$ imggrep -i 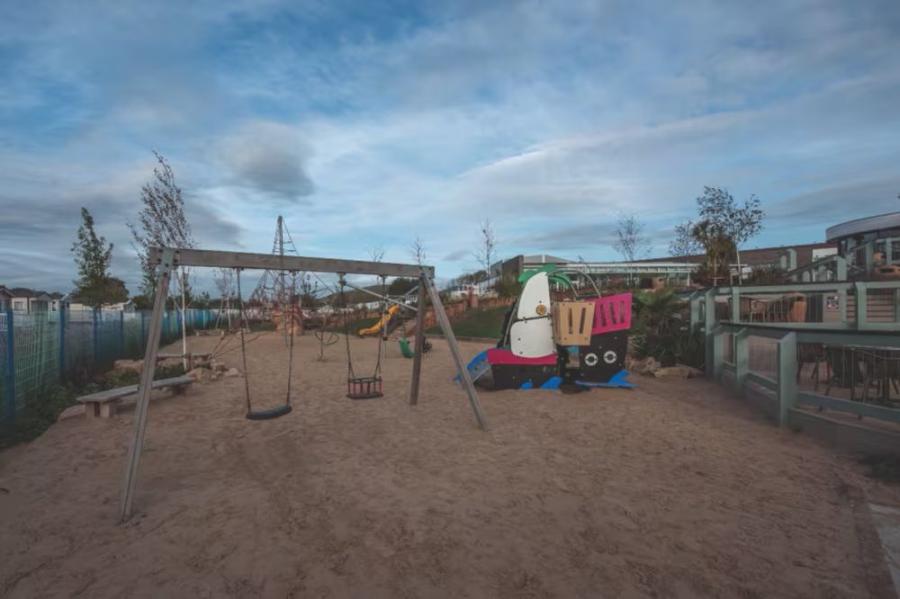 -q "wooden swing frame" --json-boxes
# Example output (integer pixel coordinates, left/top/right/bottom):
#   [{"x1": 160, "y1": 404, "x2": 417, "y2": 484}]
[{"x1": 119, "y1": 247, "x2": 488, "y2": 521}]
